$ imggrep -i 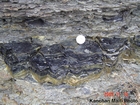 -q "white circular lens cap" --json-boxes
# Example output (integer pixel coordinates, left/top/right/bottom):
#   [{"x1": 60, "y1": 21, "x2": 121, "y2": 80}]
[{"x1": 76, "y1": 35, "x2": 86, "y2": 44}]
